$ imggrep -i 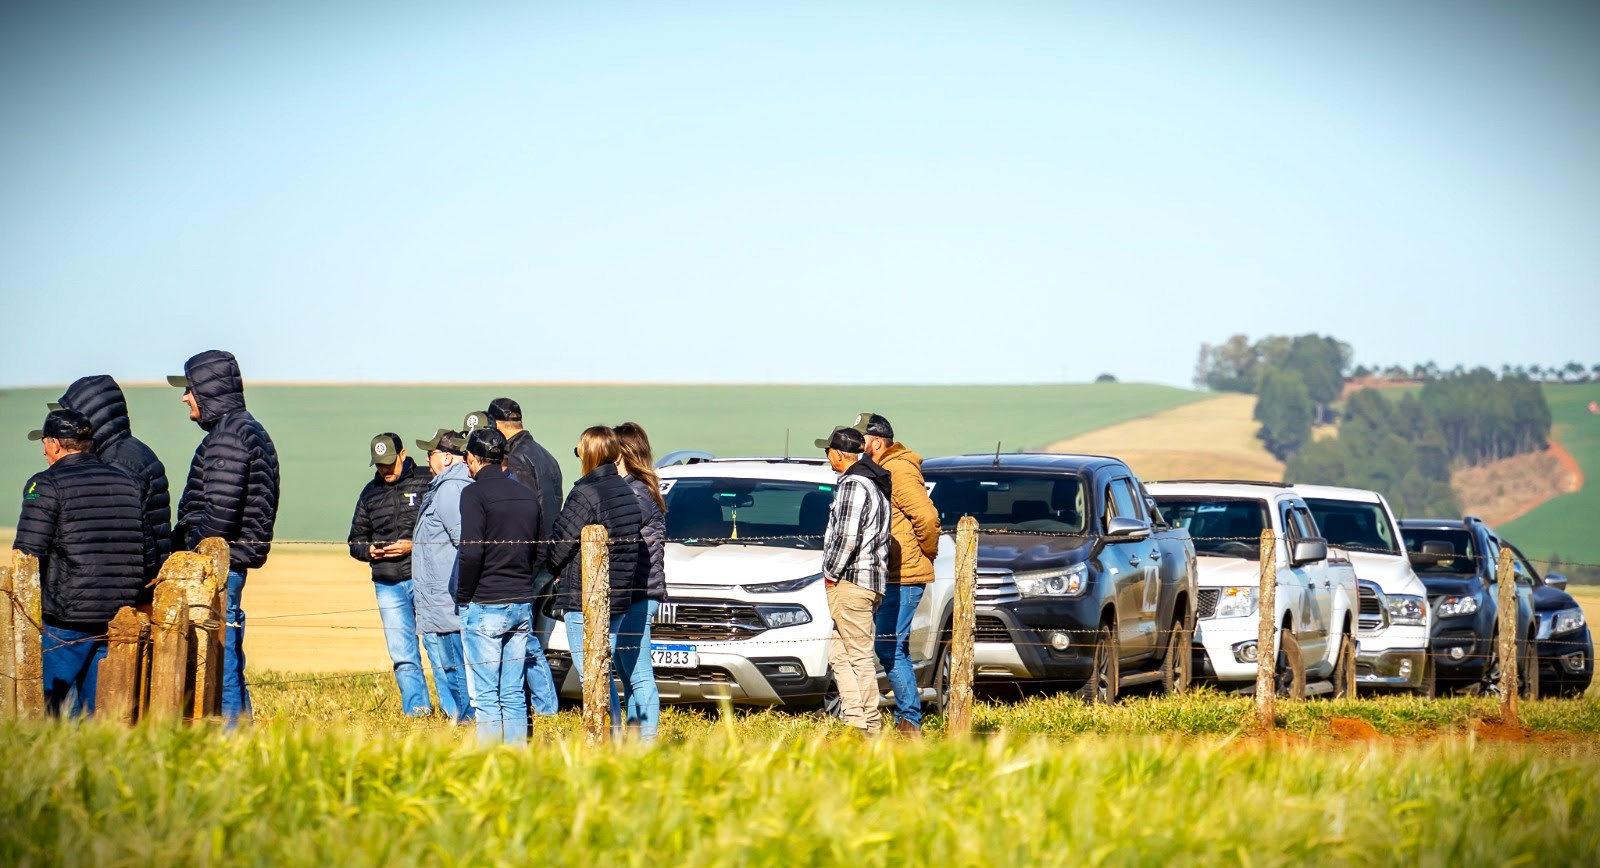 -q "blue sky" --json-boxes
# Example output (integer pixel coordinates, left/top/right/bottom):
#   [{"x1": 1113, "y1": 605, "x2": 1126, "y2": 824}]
[{"x1": 2, "y1": 0, "x2": 1596, "y2": 387}]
